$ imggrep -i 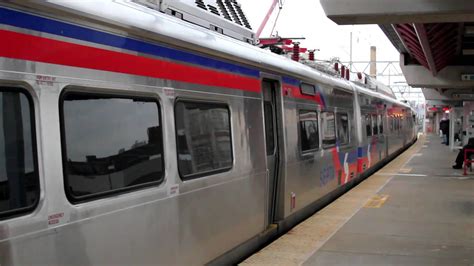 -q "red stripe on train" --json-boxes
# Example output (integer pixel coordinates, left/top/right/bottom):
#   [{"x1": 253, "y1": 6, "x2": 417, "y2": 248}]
[{"x1": 0, "y1": 29, "x2": 261, "y2": 92}]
